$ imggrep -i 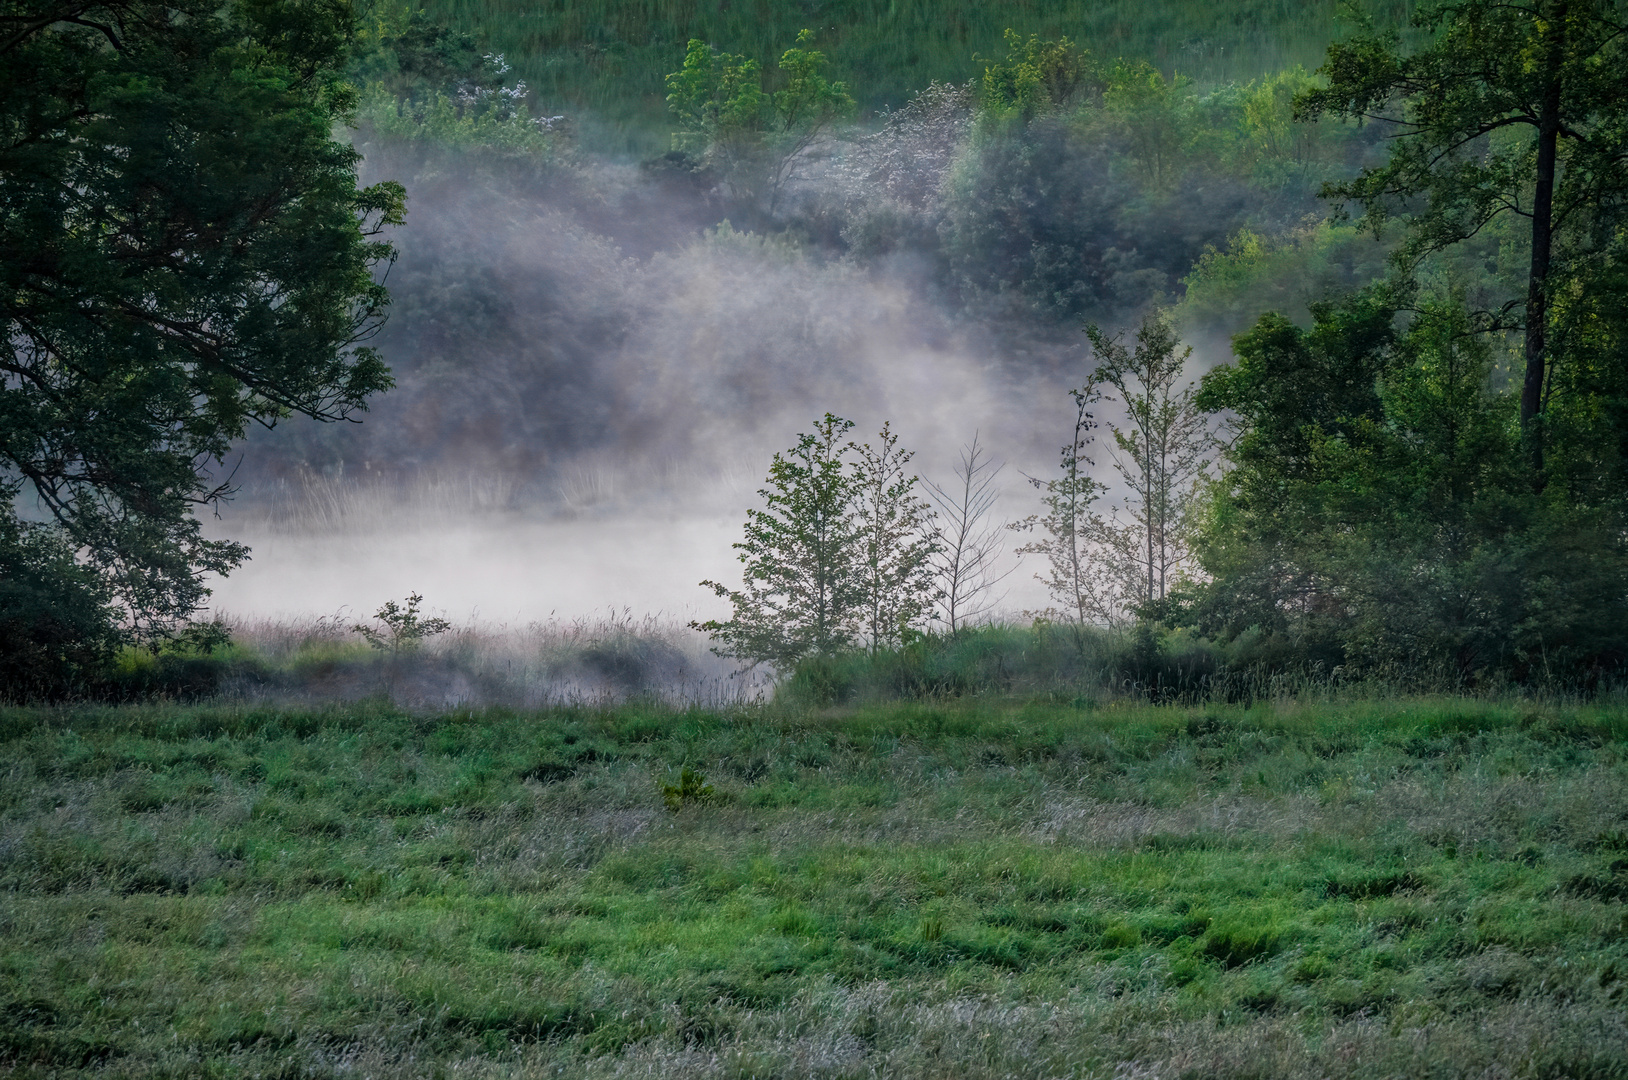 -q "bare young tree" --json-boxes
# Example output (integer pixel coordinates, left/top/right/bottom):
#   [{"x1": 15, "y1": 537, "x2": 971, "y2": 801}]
[
  {"x1": 1011, "y1": 383, "x2": 1120, "y2": 627},
  {"x1": 924, "y1": 433, "x2": 1012, "y2": 633},
  {"x1": 1085, "y1": 312, "x2": 1211, "y2": 616}
]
